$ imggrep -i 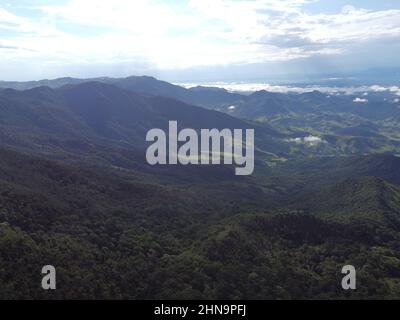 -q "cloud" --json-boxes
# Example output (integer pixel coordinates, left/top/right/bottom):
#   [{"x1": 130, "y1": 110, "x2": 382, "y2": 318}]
[
  {"x1": 0, "y1": 44, "x2": 19, "y2": 50},
  {"x1": 1, "y1": 0, "x2": 400, "y2": 79},
  {"x1": 353, "y1": 97, "x2": 368, "y2": 103},
  {"x1": 261, "y1": 34, "x2": 317, "y2": 49},
  {"x1": 0, "y1": 7, "x2": 22, "y2": 26},
  {"x1": 180, "y1": 83, "x2": 400, "y2": 96},
  {"x1": 287, "y1": 135, "x2": 326, "y2": 146},
  {"x1": 257, "y1": 5, "x2": 400, "y2": 61}
]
